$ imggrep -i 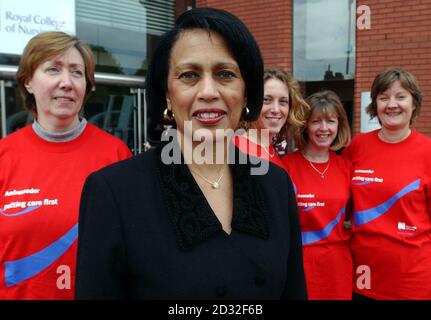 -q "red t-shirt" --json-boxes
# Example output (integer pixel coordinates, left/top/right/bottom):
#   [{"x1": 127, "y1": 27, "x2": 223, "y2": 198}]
[
  {"x1": 233, "y1": 135, "x2": 286, "y2": 170},
  {"x1": 282, "y1": 151, "x2": 352, "y2": 299},
  {"x1": 0, "y1": 124, "x2": 132, "y2": 299},
  {"x1": 343, "y1": 129, "x2": 431, "y2": 299}
]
